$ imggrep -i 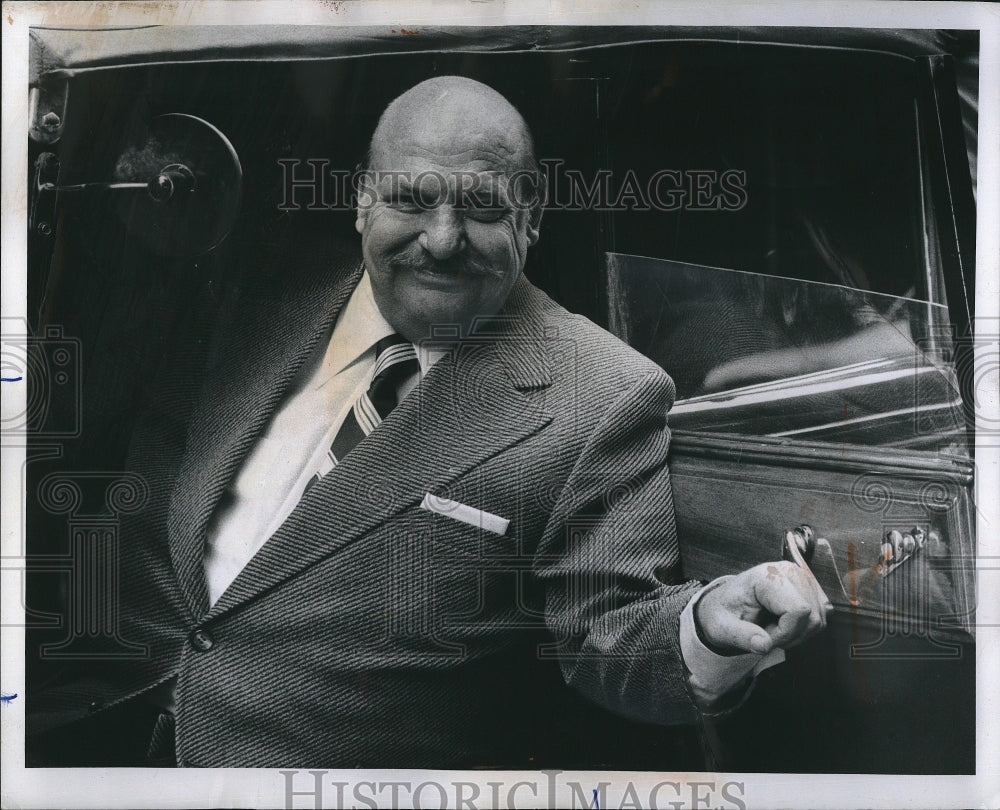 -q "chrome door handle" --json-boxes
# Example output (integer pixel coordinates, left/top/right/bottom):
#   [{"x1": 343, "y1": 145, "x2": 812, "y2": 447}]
[{"x1": 782, "y1": 524, "x2": 943, "y2": 608}]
